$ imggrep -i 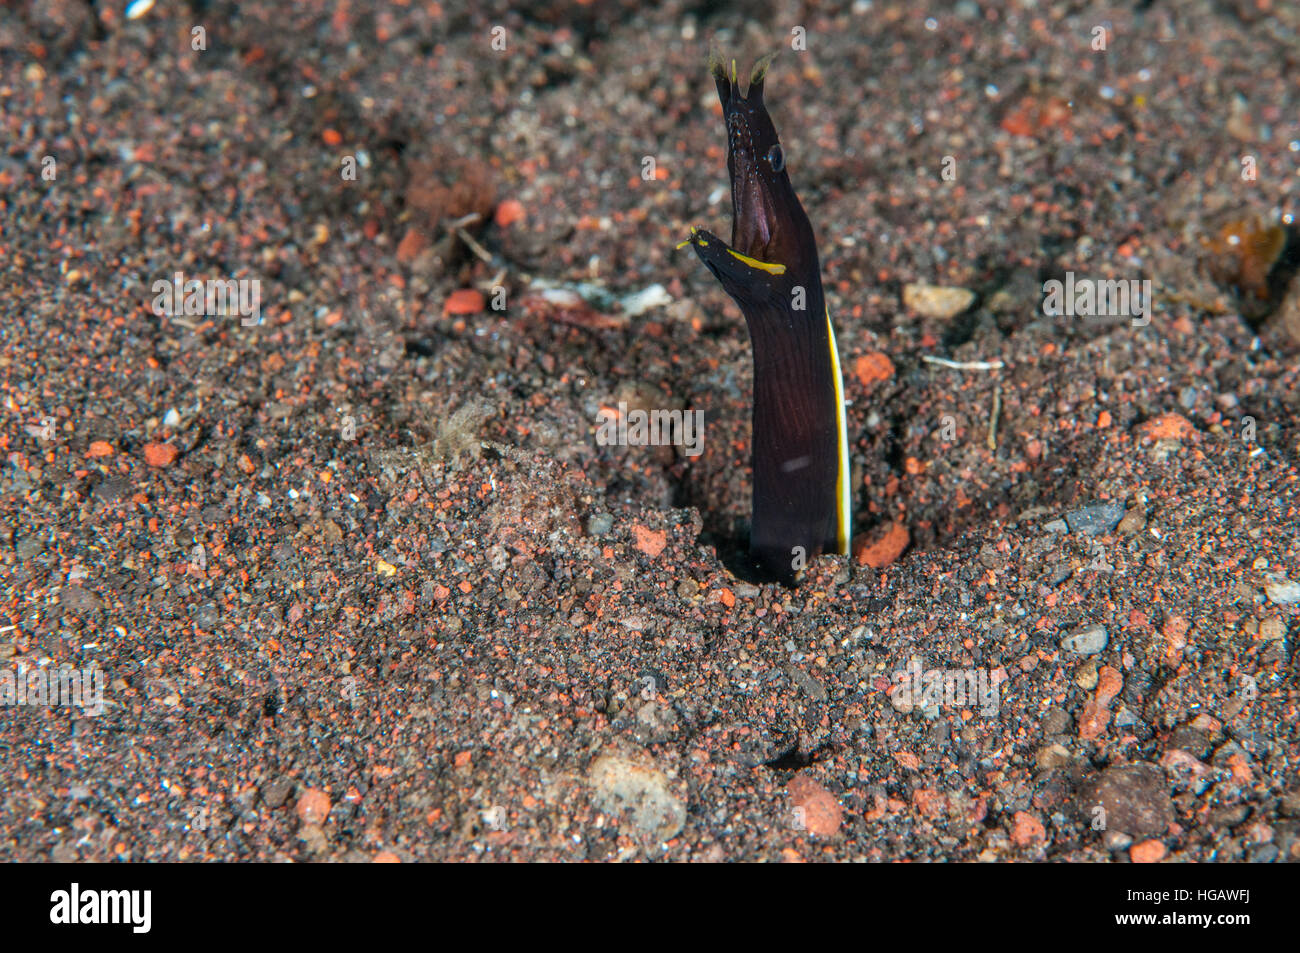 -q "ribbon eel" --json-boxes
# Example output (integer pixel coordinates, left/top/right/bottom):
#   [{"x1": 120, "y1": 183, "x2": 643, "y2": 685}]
[{"x1": 681, "y1": 51, "x2": 850, "y2": 581}]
